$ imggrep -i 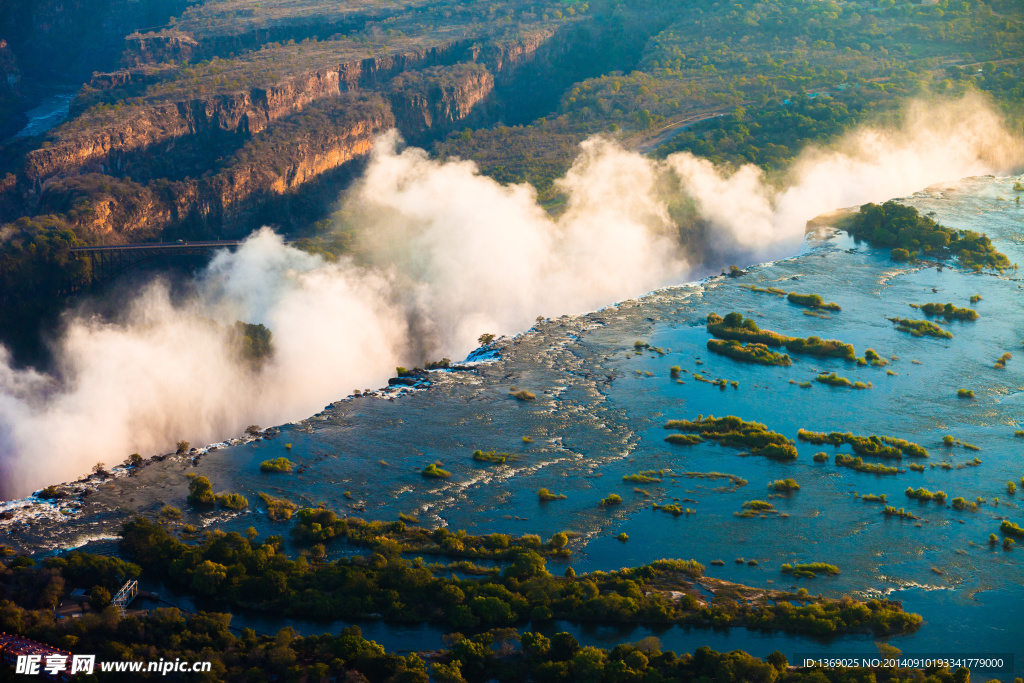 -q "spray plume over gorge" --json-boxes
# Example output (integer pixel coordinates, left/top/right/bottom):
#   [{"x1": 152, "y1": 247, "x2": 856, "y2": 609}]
[{"x1": 0, "y1": 95, "x2": 1021, "y2": 499}]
